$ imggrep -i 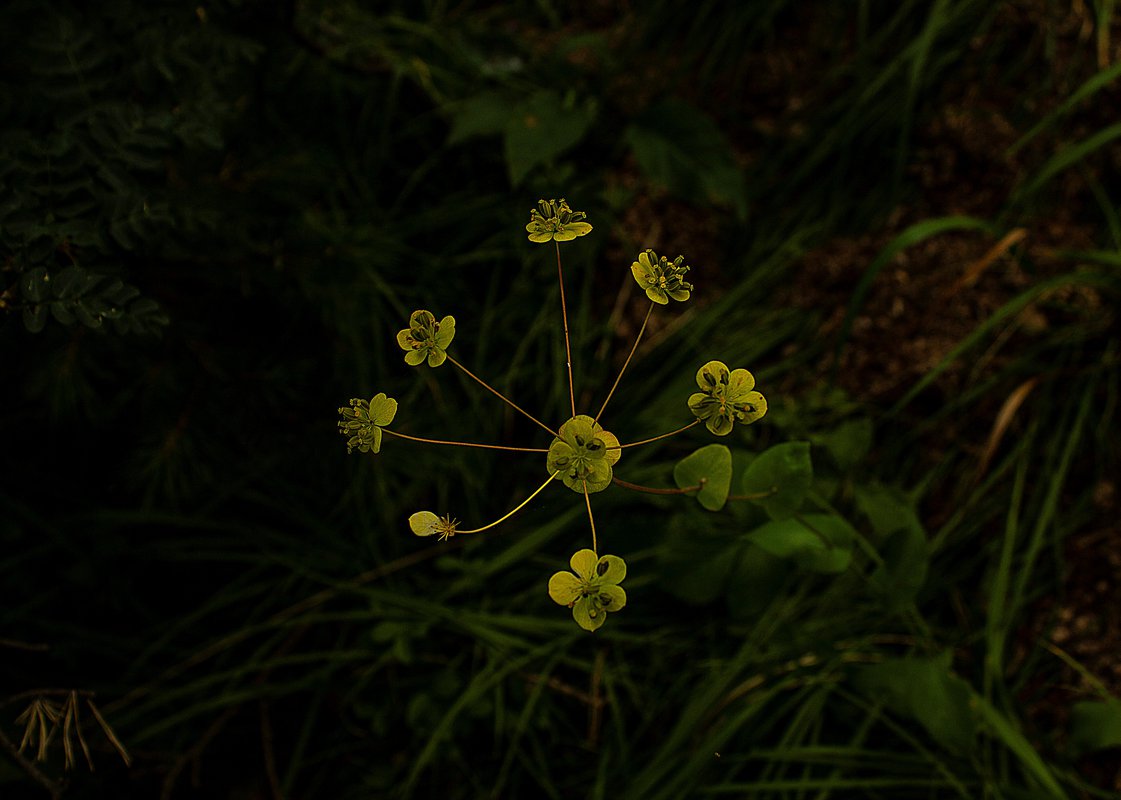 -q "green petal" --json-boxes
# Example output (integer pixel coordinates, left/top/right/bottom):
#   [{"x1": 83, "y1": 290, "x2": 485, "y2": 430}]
[
  {"x1": 528, "y1": 231, "x2": 553, "y2": 243},
  {"x1": 559, "y1": 415, "x2": 597, "y2": 447},
  {"x1": 707, "y1": 415, "x2": 734, "y2": 436},
  {"x1": 668, "y1": 287, "x2": 691, "y2": 302},
  {"x1": 370, "y1": 425, "x2": 384, "y2": 453},
  {"x1": 570, "y1": 549, "x2": 599, "y2": 581},
  {"x1": 630, "y1": 261, "x2": 653, "y2": 284},
  {"x1": 560, "y1": 472, "x2": 584, "y2": 493},
  {"x1": 553, "y1": 229, "x2": 577, "y2": 242},
  {"x1": 639, "y1": 250, "x2": 654, "y2": 270},
  {"x1": 688, "y1": 392, "x2": 716, "y2": 417},
  {"x1": 600, "y1": 430, "x2": 621, "y2": 466},
  {"x1": 427, "y1": 349, "x2": 447, "y2": 367},
  {"x1": 567, "y1": 222, "x2": 592, "y2": 237},
  {"x1": 548, "y1": 571, "x2": 584, "y2": 605},
  {"x1": 434, "y1": 316, "x2": 456, "y2": 349},
  {"x1": 396, "y1": 329, "x2": 414, "y2": 350},
  {"x1": 727, "y1": 368, "x2": 755, "y2": 396},
  {"x1": 583, "y1": 460, "x2": 613, "y2": 493},
  {"x1": 410, "y1": 309, "x2": 435, "y2": 328},
  {"x1": 696, "y1": 360, "x2": 730, "y2": 391},
  {"x1": 583, "y1": 436, "x2": 608, "y2": 461},
  {"x1": 596, "y1": 583, "x2": 626, "y2": 611},
  {"x1": 546, "y1": 440, "x2": 576, "y2": 473},
  {"x1": 735, "y1": 391, "x2": 767, "y2": 424},
  {"x1": 594, "y1": 554, "x2": 626, "y2": 585},
  {"x1": 408, "y1": 511, "x2": 441, "y2": 537},
  {"x1": 572, "y1": 596, "x2": 605, "y2": 632},
  {"x1": 404, "y1": 349, "x2": 427, "y2": 366},
  {"x1": 645, "y1": 287, "x2": 669, "y2": 305},
  {"x1": 369, "y1": 393, "x2": 398, "y2": 427}
]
